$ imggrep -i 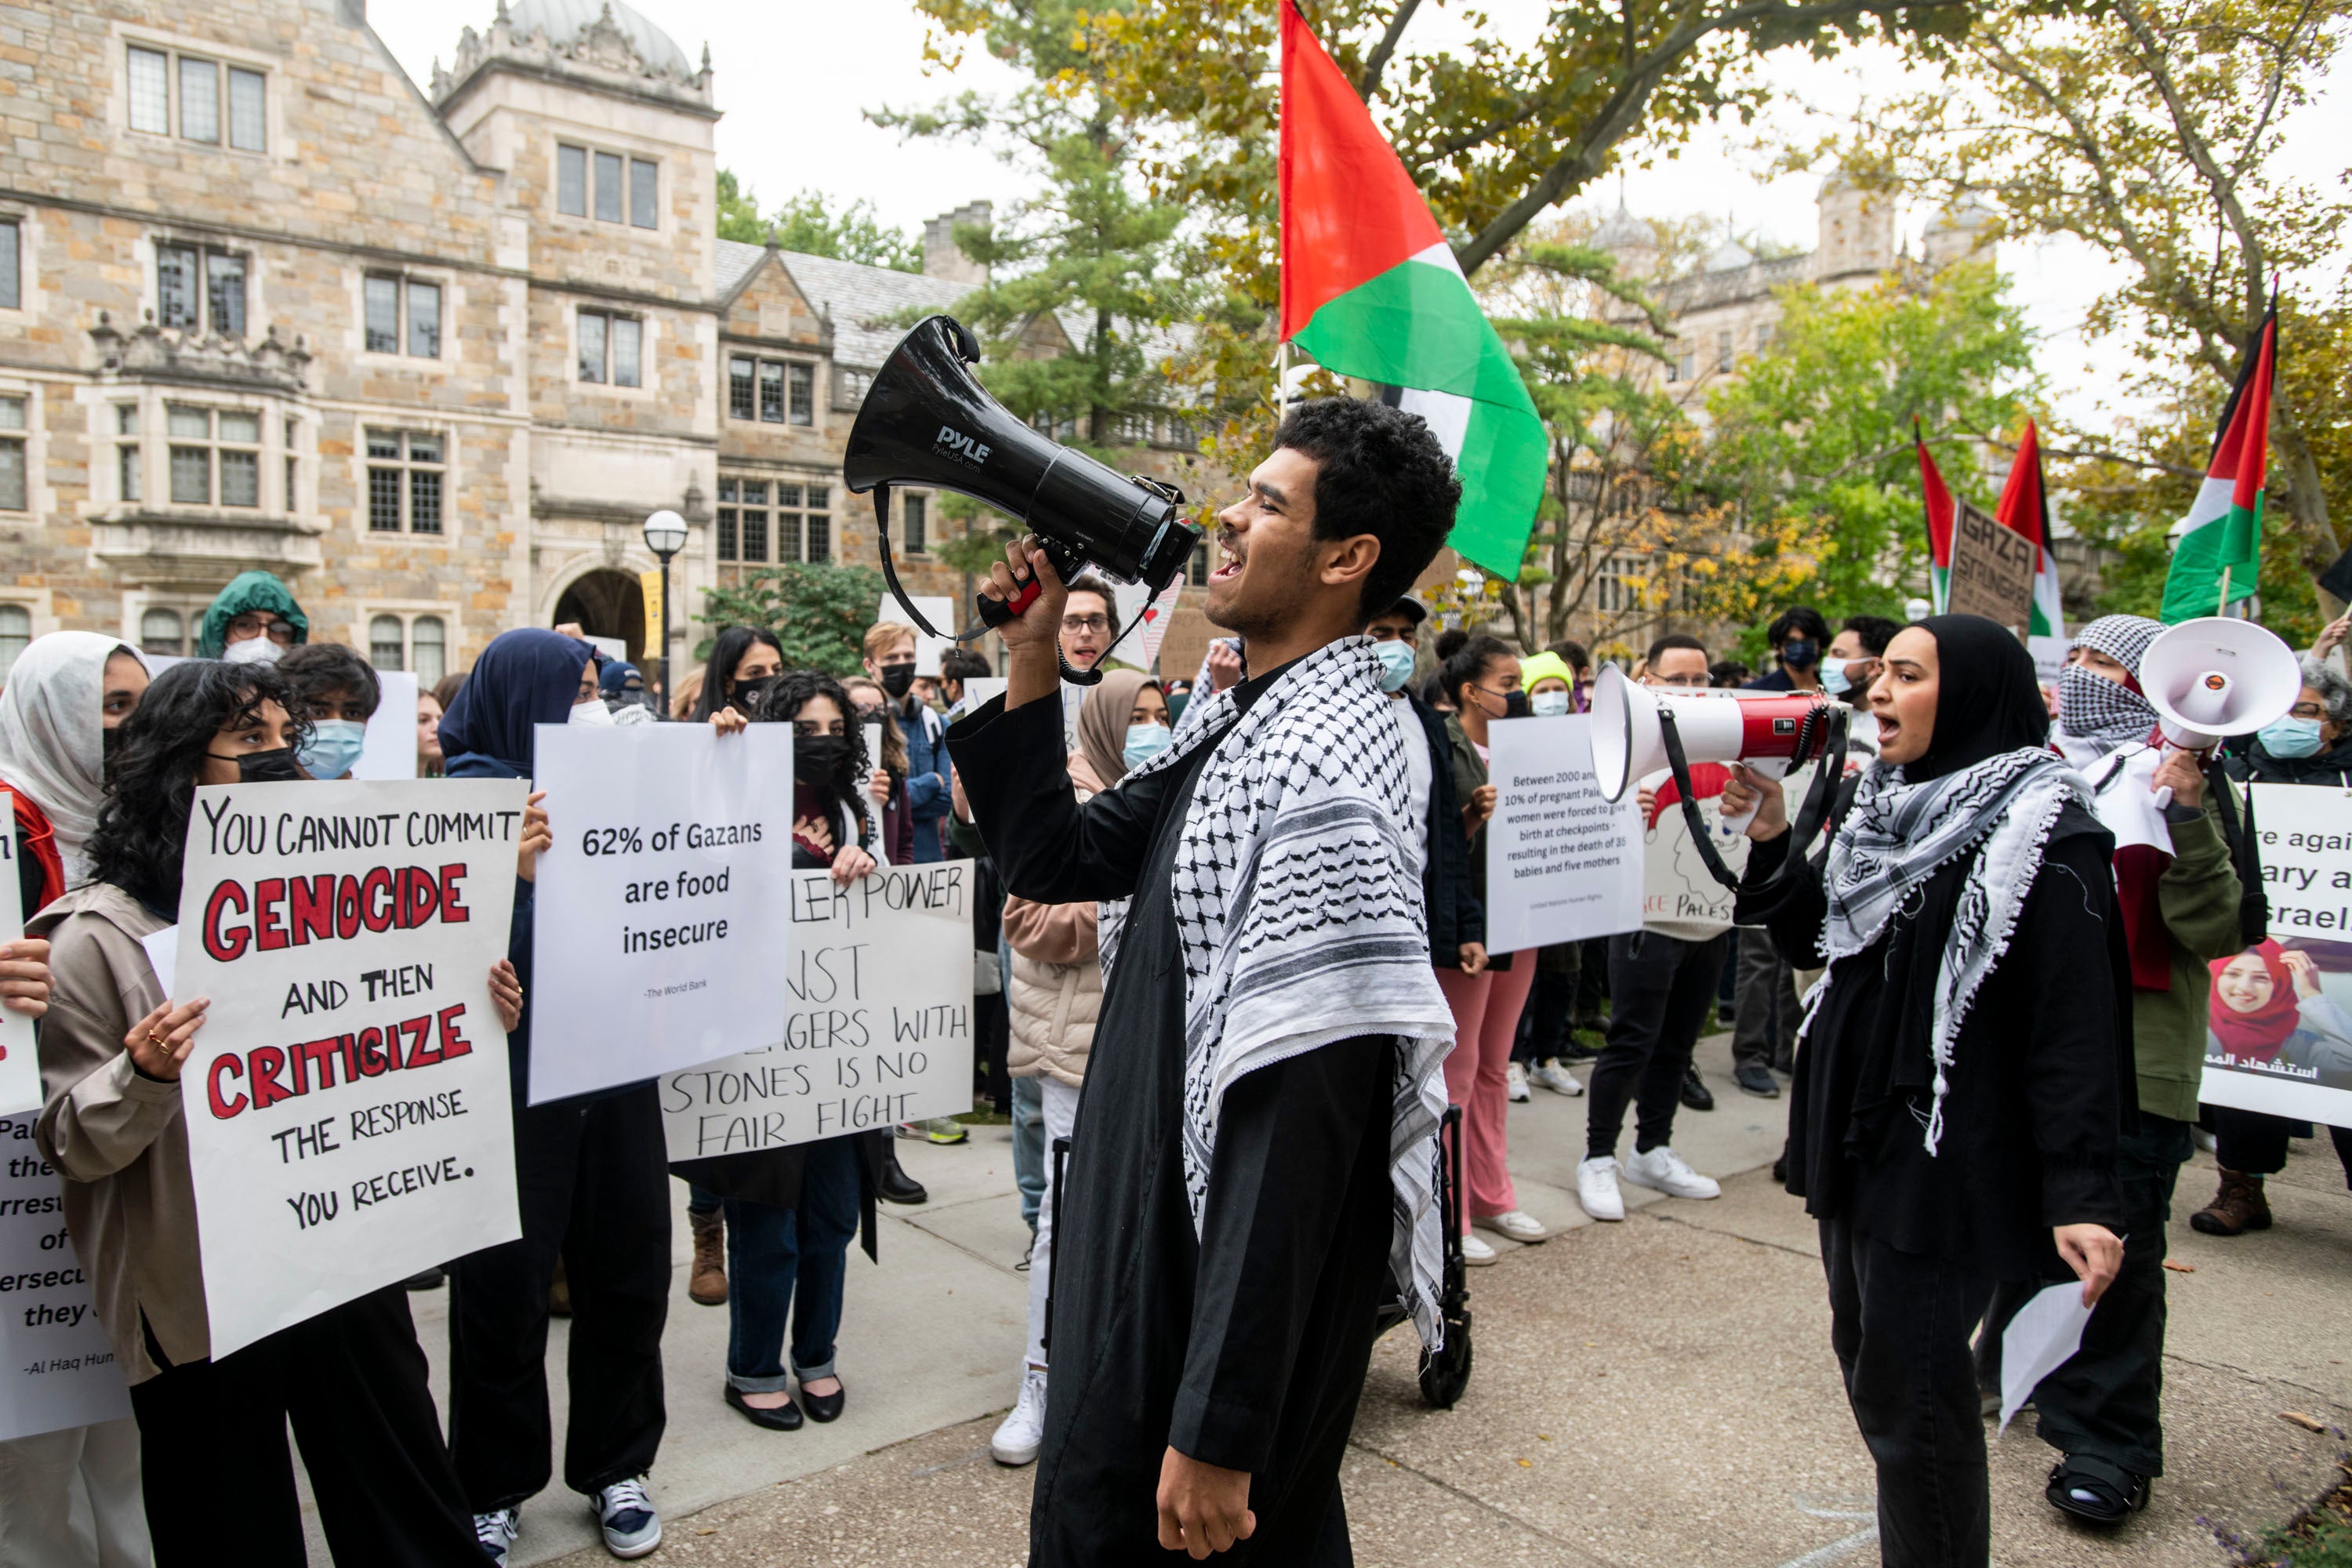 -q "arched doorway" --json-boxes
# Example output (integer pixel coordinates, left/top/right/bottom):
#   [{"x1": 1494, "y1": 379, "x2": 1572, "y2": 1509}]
[{"x1": 552, "y1": 568, "x2": 648, "y2": 663}]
